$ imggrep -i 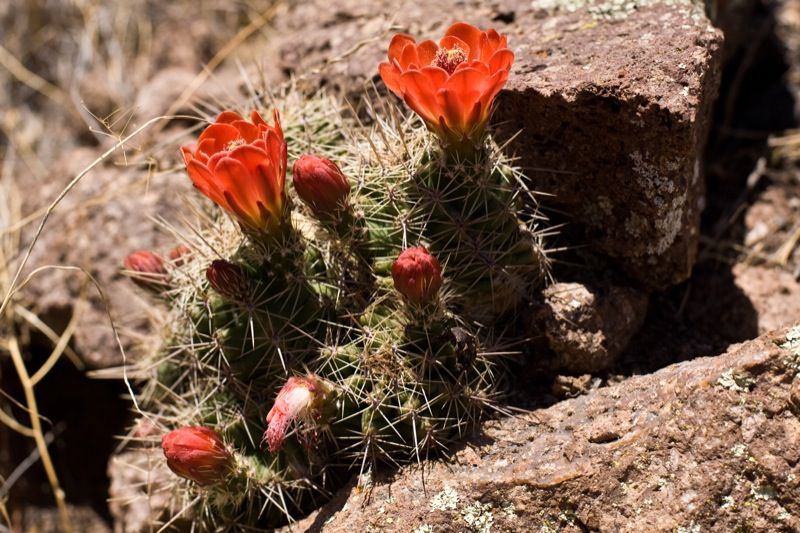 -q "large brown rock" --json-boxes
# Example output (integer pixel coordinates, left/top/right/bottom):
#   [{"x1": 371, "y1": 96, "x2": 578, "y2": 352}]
[
  {"x1": 289, "y1": 325, "x2": 800, "y2": 532},
  {"x1": 271, "y1": 0, "x2": 729, "y2": 288}
]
